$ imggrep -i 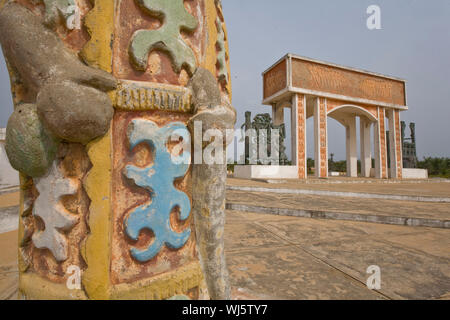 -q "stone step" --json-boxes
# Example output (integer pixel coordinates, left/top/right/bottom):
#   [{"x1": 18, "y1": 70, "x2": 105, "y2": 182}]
[
  {"x1": 226, "y1": 203, "x2": 450, "y2": 229},
  {"x1": 227, "y1": 185, "x2": 450, "y2": 203}
]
